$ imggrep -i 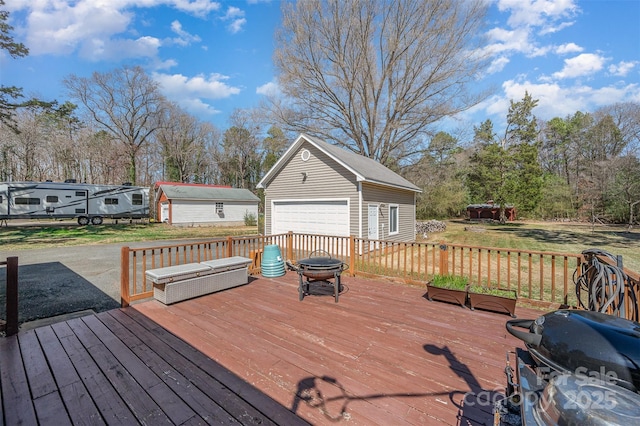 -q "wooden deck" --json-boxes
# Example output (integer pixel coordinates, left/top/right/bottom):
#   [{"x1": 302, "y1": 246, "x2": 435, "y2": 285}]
[{"x1": 1, "y1": 272, "x2": 547, "y2": 425}]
